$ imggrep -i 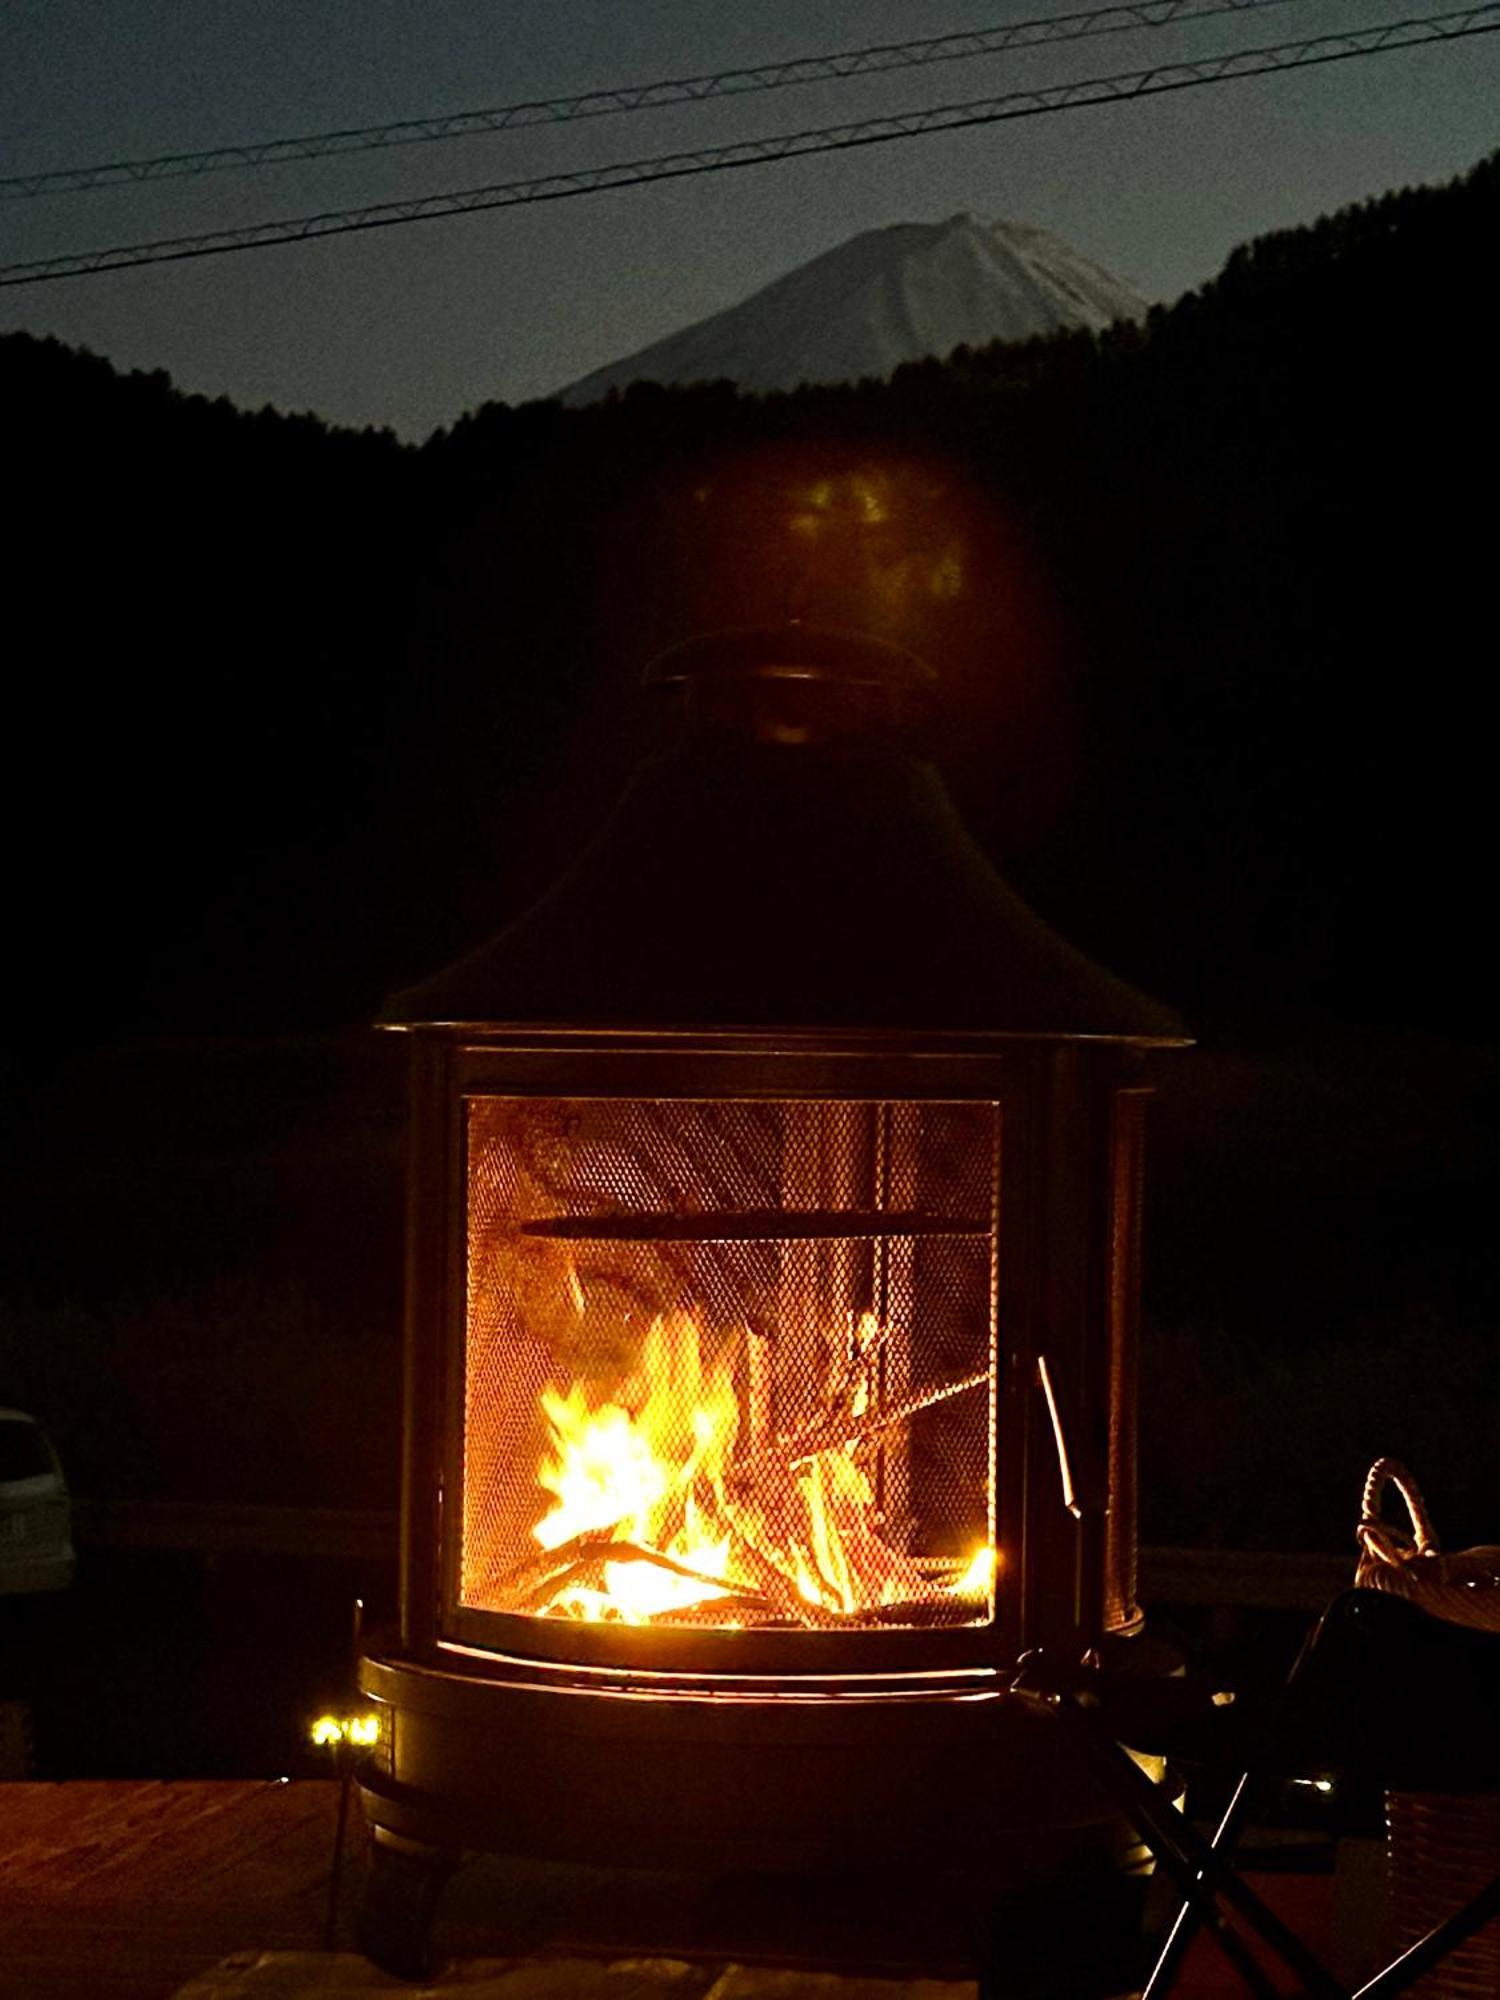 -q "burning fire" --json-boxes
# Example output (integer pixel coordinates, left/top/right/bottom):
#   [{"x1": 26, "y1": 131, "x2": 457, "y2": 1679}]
[
  {"x1": 532, "y1": 1313, "x2": 739, "y2": 1622},
  {"x1": 512, "y1": 1306, "x2": 993, "y2": 1628}
]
